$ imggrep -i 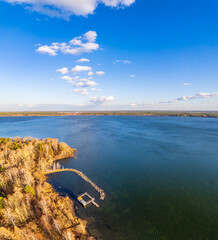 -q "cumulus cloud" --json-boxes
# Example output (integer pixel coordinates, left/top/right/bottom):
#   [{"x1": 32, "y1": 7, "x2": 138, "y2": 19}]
[
  {"x1": 73, "y1": 80, "x2": 98, "y2": 88},
  {"x1": 76, "y1": 58, "x2": 90, "y2": 63},
  {"x1": 91, "y1": 88, "x2": 101, "y2": 92},
  {"x1": 102, "y1": 0, "x2": 135, "y2": 7},
  {"x1": 3, "y1": 0, "x2": 135, "y2": 18},
  {"x1": 84, "y1": 31, "x2": 97, "y2": 42},
  {"x1": 61, "y1": 75, "x2": 79, "y2": 84},
  {"x1": 88, "y1": 71, "x2": 94, "y2": 76},
  {"x1": 61, "y1": 76, "x2": 73, "y2": 81},
  {"x1": 36, "y1": 45, "x2": 58, "y2": 56},
  {"x1": 79, "y1": 78, "x2": 89, "y2": 82},
  {"x1": 57, "y1": 67, "x2": 69, "y2": 74},
  {"x1": 71, "y1": 89, "x2": 89, "y2": 95},
  {"x1": 96, "y1": 71, "x2": 105, "y2": 76},
  {"x1": 90, "y1": 96, "x2": 114, "y2": 104},
  {"x1": 36, "y1": 31, "x2": 99, "y2": 56},
  {"x1": 160, "y1": 92, "x2": 218, "y2": 104},
  {"x1": 71, "y1": 65, "x2": 92, "y2": 72},
  {"x1": 113, "y1": 60, "x2": 131, "y2": 64},
  {"x1": 130, "y1": 75, "x2": 135, "y2": 78},
  {"x1": 183, "y1": 83, "x2": 192, "y2": 86}
]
